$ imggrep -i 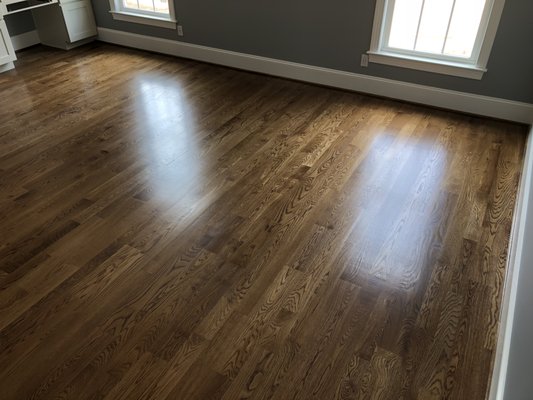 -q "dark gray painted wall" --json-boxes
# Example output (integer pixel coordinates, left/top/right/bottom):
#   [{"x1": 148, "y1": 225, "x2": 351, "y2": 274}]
[
  {"x1": 91, "y1": 0, "x2": 533, "y2": 103},
  {"x1": 5, "y1": 11, "x2": 35, "y2": 36}
]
